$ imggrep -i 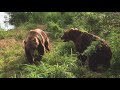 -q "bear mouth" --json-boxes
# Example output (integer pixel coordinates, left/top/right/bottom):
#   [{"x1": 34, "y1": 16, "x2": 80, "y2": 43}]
[
  {"x1": 61, "y1": 38, "x2": 69, "y2": 42},
  {"x1": 63, "y1": 40, "x2": 67, "y2": 42},
  {"x1": 63, "y1": 39, "x2": 69, "y2": 42}
]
